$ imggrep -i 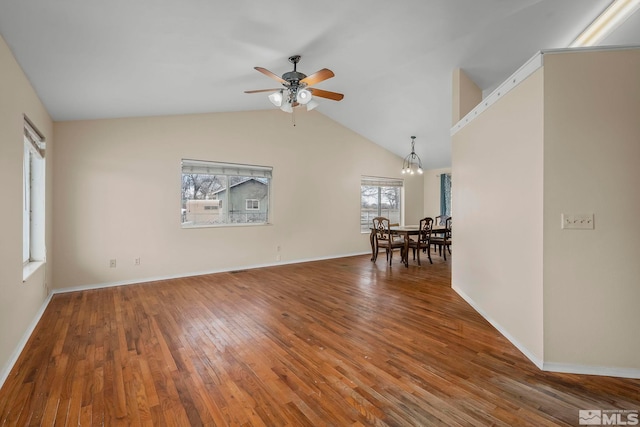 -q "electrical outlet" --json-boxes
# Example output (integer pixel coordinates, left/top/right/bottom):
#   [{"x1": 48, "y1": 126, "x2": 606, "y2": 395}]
[
  {"x1": 109, "y1": 259, "x2": 117, "y2": 268},
  {"x1": 135, "y1": 257, "x2": 141, "y2": 266}
]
